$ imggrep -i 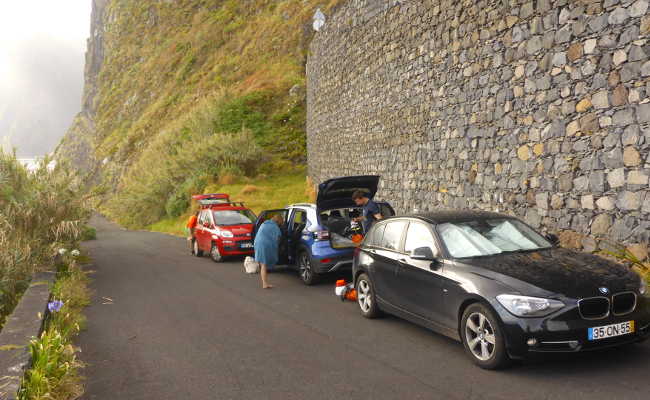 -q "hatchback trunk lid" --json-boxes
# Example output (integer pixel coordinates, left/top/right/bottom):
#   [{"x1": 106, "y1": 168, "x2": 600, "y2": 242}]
[{"x1": 317, "y1": 175, "x2": 380, "y2": 211}]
